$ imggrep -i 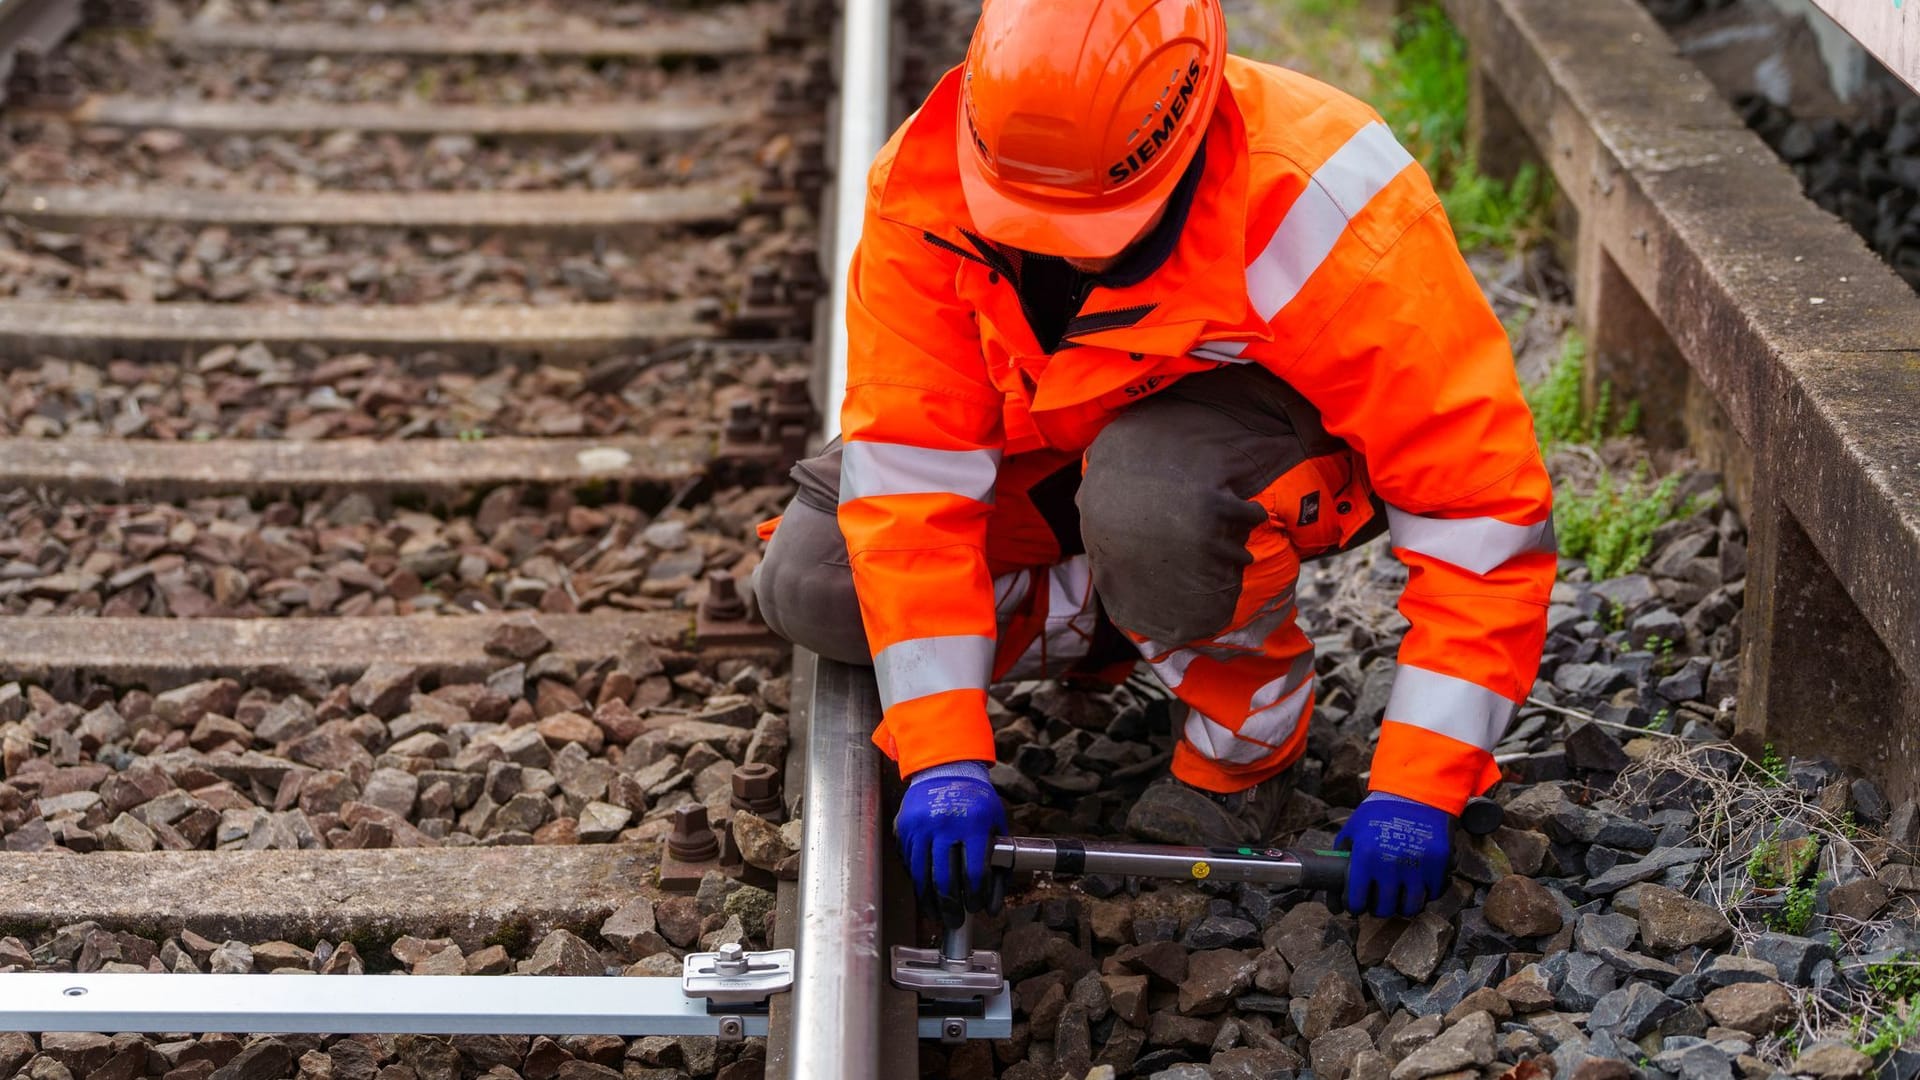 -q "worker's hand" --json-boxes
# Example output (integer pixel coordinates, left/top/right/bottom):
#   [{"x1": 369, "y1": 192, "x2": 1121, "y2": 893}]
[
  {"x1": 1335, "y1": 792, "x2": 1452, "y2": 918},
  {"x1": 895, "y1": 761, "x2": 1007, "y2": 915}
]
